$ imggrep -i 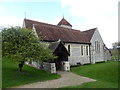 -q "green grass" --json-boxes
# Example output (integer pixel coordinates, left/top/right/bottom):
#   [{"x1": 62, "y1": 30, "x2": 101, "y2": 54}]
[
  {"x1": 0, "y1": 58, "x2": 2, "y2": 88},
  {"x1": 2, "y1": 58, "x2": 61, "y2": 88},
  {"x1": 63, "y1": 61, "x2": 119, "y2": 88}
]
